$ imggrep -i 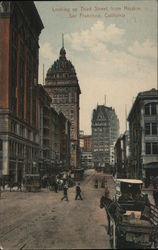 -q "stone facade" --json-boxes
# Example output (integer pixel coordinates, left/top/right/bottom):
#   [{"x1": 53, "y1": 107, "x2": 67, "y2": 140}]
[
  {"x1": 44, "y1": 45, "x2": 81, "y2": 168},
  {"x1": 91, "y1": 105, "x2": 119, "y2": 170},
  {"x1": 128, "y1": 88, "x2": 158, "y2": 185}
]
